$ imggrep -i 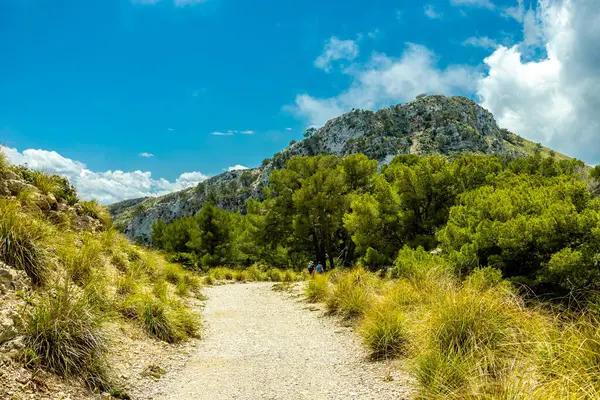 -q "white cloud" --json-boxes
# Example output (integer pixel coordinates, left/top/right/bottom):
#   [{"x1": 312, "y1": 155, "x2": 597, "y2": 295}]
[
  {"x1": 290, "y1": 44, "x2": 479, "y2": 127},
  {"x1": 285, "y1": 127, "x2": 293, "y2": 131},
  {"x1": 503, "y1": 0, "x2": 525, "y2": 21},
  {"x1": 167, "y1": 128, "x2": 174, "y2": 131},
  {"x1": 478, "y1": 0, "x2": 600, "y2": 163},
  {"x1": 227, "y1": 165, "x2": 248, "y2": 172},
  {"x1": 463, "y1": 36, "x2": 499, "y2": 49},
  {"x1": 139, "y1": 152, "x2": 154, "y2": 158},
  {"x1": 367, "y1": 29, "x2": 381, "y2": 39},
  {"x1": 2, "y1": 147, "x2": 209, "y2": 204},
  {"x1": 314, "y1": 37, "x2": 359, "y2": 73},
  {"x1": 451, "y1": 0, "x2": 495, "y2": 9},
  {"x1": 211, "y1": 129, "x2": 255, "y2": 136},
  {"x1": 424, "y1": 5, "x2": 443, "y2": 19}
]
